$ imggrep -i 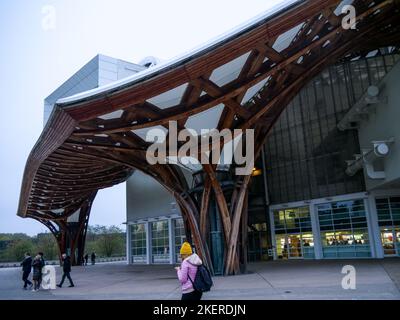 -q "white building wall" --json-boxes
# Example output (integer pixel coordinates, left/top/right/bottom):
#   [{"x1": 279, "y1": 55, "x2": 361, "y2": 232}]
[
  {"x1": 43, "y1": 54, "x2": 145, "y2": 126},
  {"x1": 126, "y1": 170, "x2": 181, "y2": 222}
]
